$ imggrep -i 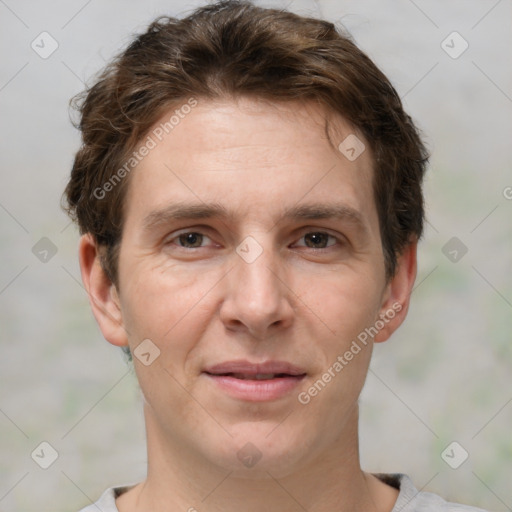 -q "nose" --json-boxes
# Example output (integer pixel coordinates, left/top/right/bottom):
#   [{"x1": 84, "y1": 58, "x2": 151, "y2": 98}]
[{"x1": 219, "y1": 240, "x2": 295, "y2": 340}]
